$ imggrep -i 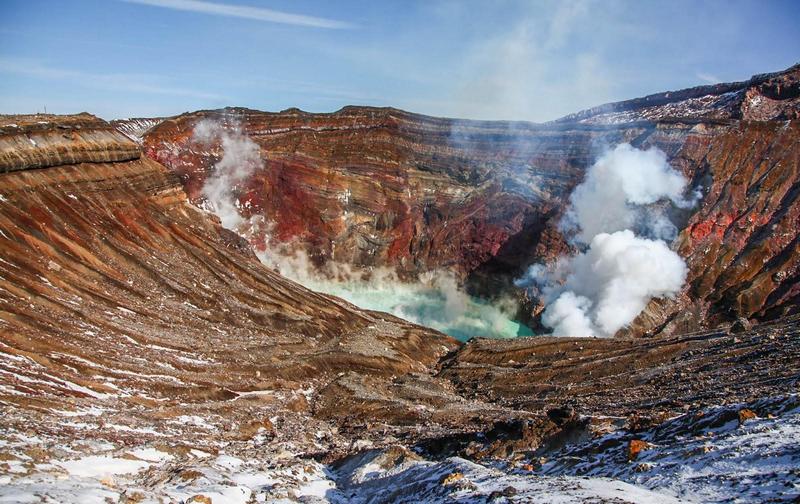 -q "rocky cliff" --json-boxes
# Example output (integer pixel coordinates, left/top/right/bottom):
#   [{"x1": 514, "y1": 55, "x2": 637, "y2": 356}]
[
  {"x1": 1, "y1": 113, "x2": 140, "y2": 172},
  {"x1": 1, "y1": 113, "x2": 797, "y2": 502},
  {"x1": 0, "y1": 114, "x2": 476, "y2": 452},
  {"x1": 133, "y1": 64, "x2": 800, "y2": 336},
  {"x1": 110, "y1": 117, "x2": 166, "y2": 145}
]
